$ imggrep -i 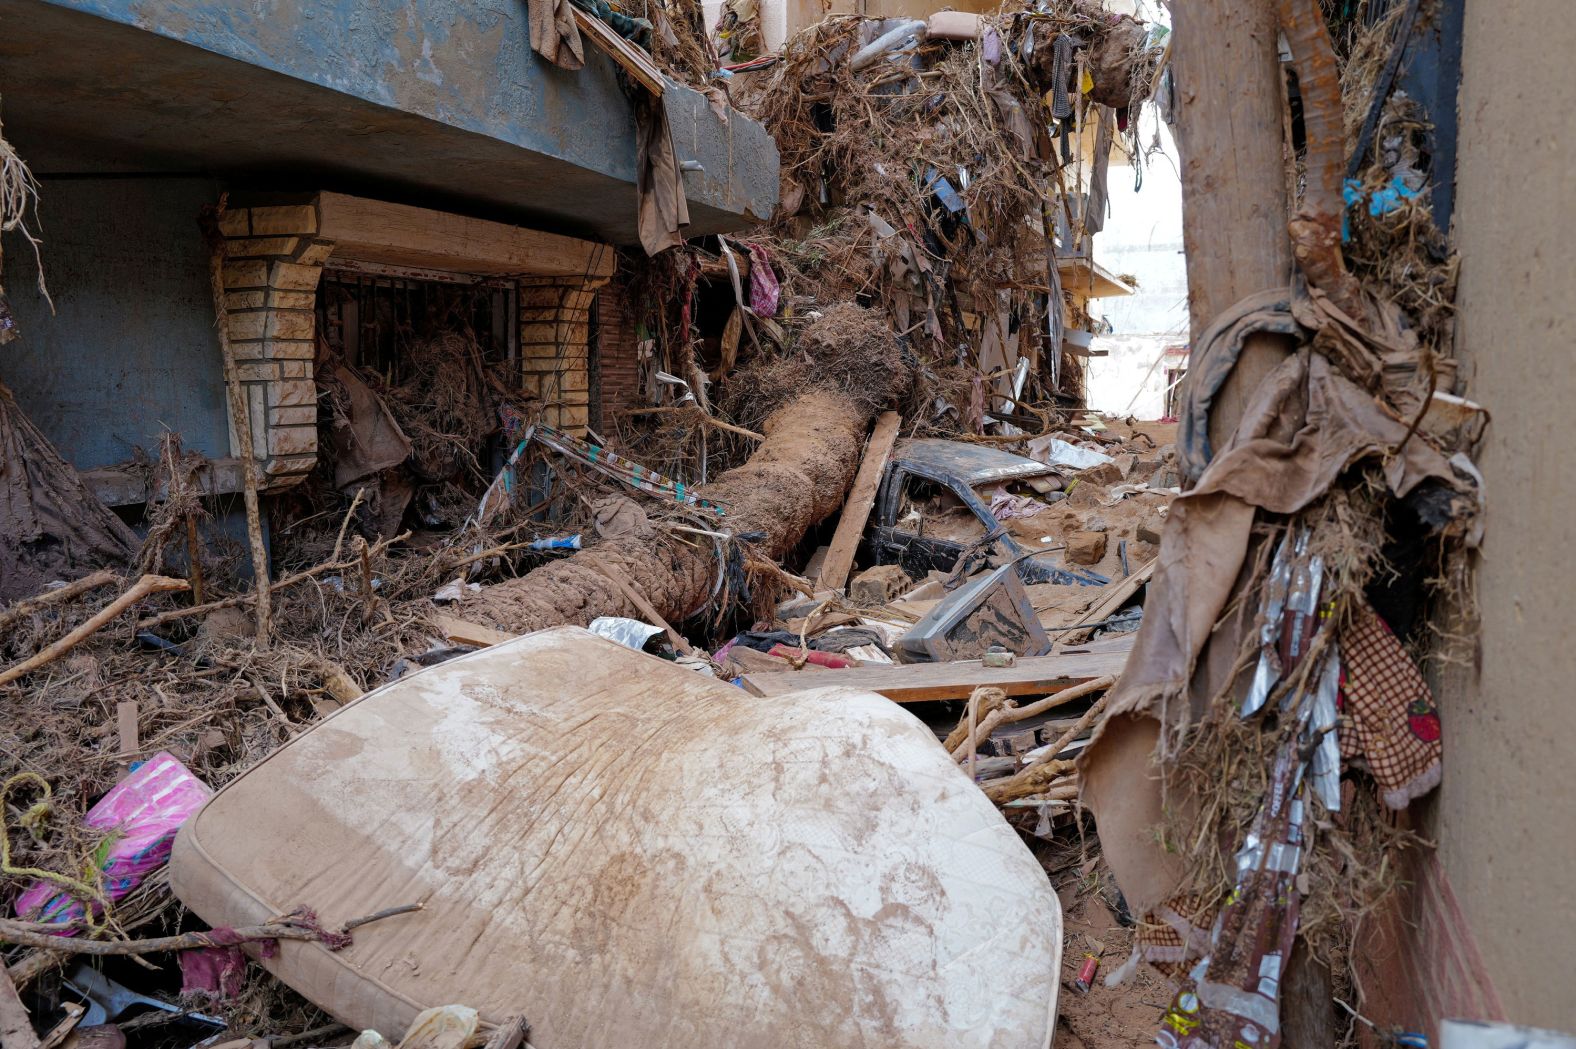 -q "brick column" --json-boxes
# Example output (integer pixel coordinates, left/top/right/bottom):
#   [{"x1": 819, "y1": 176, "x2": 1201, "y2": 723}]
[
  {"x1": 216, "y1": 202, "x2": 334, "y2": 488},
  {"x1": 519, "y1": 276, "x2": 608, "y2": 434},
  {"x1": 596, "y1": 275, "x2": 642, "y2": 425}
]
